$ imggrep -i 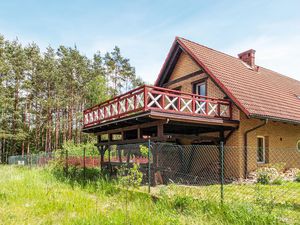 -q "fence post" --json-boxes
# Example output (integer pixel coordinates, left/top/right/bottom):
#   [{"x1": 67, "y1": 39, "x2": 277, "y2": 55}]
[
  {"x1": 83, "y1": 147, "x2": 86, "y2": 184},
  {"x1": 148, "y1": 139, "x2": 151, "y2": 193},
  {"x1": 220, "y1": 141, "x2": 224, "y2": 204},
  {"x1": 30, "y1": 153, "x2": 32, "y2": 168},
  {"x1": 65, "y1": 148, "x2": 69, "y2": 177}
]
